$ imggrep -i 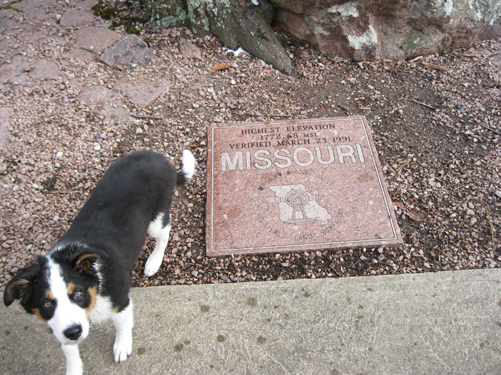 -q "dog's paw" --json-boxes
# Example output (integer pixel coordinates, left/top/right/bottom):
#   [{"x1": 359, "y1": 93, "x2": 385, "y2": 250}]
[
  {"x1": 144, "y1": 254, "x2": 162, "y2": 277},
  {"x1": 114, "y1": 333, "x2": 132, "y2": 363}
]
